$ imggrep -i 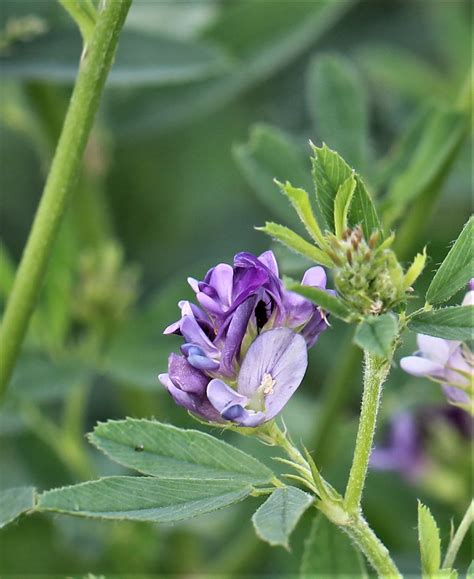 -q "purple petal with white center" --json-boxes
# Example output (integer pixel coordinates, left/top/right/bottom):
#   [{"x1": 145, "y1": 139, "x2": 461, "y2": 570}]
[
  {"x1": 238, "y1": 327, "x2": 307, "y2": 420},
  {"x1": 168, "y1": 353, "x2": 209, "y2": 394},
  {"x1": 400, "y1": 355, "x2": 446, "y2": 378}
]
